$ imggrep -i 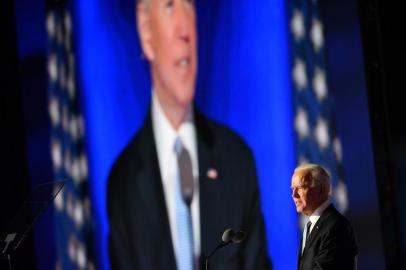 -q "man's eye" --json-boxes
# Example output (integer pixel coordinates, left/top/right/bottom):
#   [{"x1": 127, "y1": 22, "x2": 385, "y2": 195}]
[{"x1": 165, "y1": 0, "x2": 174, "y2": 12}]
